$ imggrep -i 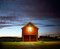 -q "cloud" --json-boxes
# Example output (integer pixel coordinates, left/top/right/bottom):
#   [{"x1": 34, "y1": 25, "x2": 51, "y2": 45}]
[
  {"x1": 0, "y1": 24, "x2": 13, "y2": 28},
  {"x1": 0, "y1": 16, "x2": 17, "y2": 28},
  {"x1": 0, "y1": 16, "x2": 16, "y2": 21},
  {"x1": 0, "y1": 0, "x2": 60, "y2": 28},
  {"x1": 0, "y1": 16, "x2": 26, "y2": 28},
  {"x1": 43, "y1": 24, "x2": 60, "y2": 27},
  {"x1": 0, "y1": 0, "x2": 60, "y2": 18},
  {"x1": 0, "y1": 16, "x2": 60, "y2": 28},
  {"x1": 34, "y1": 23, "x2": 60, "y2": 27}
]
